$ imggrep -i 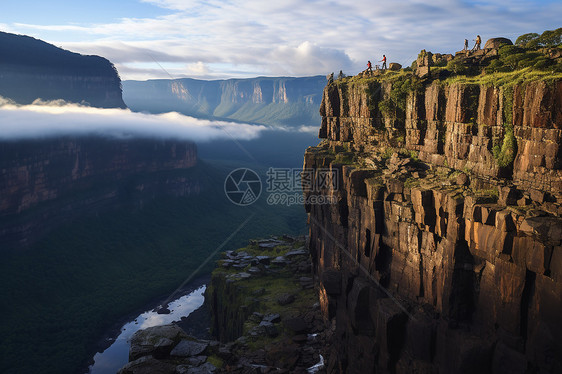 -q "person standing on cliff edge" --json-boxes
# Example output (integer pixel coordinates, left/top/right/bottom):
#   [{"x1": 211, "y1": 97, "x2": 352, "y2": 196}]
[
  {"x1": 367, "y1": 61, "x2": 372, "y2": 74},
  {"x1": 380, "y1": 55, "x2": 387, "y2": 69},
  {"x1": 464, "y1": 39, "x2": 469, "y2": 51},
  {"x1": 471, "y1": 35, "x2": 481, "y2": 51}
]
